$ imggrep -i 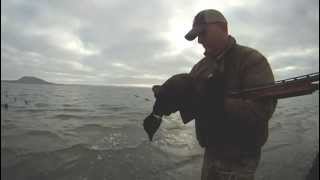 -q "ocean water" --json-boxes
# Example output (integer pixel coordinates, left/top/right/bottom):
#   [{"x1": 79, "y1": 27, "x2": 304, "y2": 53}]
[{"x1": 1, "y1": 82, "x2": 319, "y2": 180}]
